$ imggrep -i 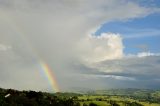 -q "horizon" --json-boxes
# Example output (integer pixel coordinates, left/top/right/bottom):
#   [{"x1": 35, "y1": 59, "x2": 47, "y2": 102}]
[{"x1": 0, "y1": 0, "x2": 160, "y2": 92}]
